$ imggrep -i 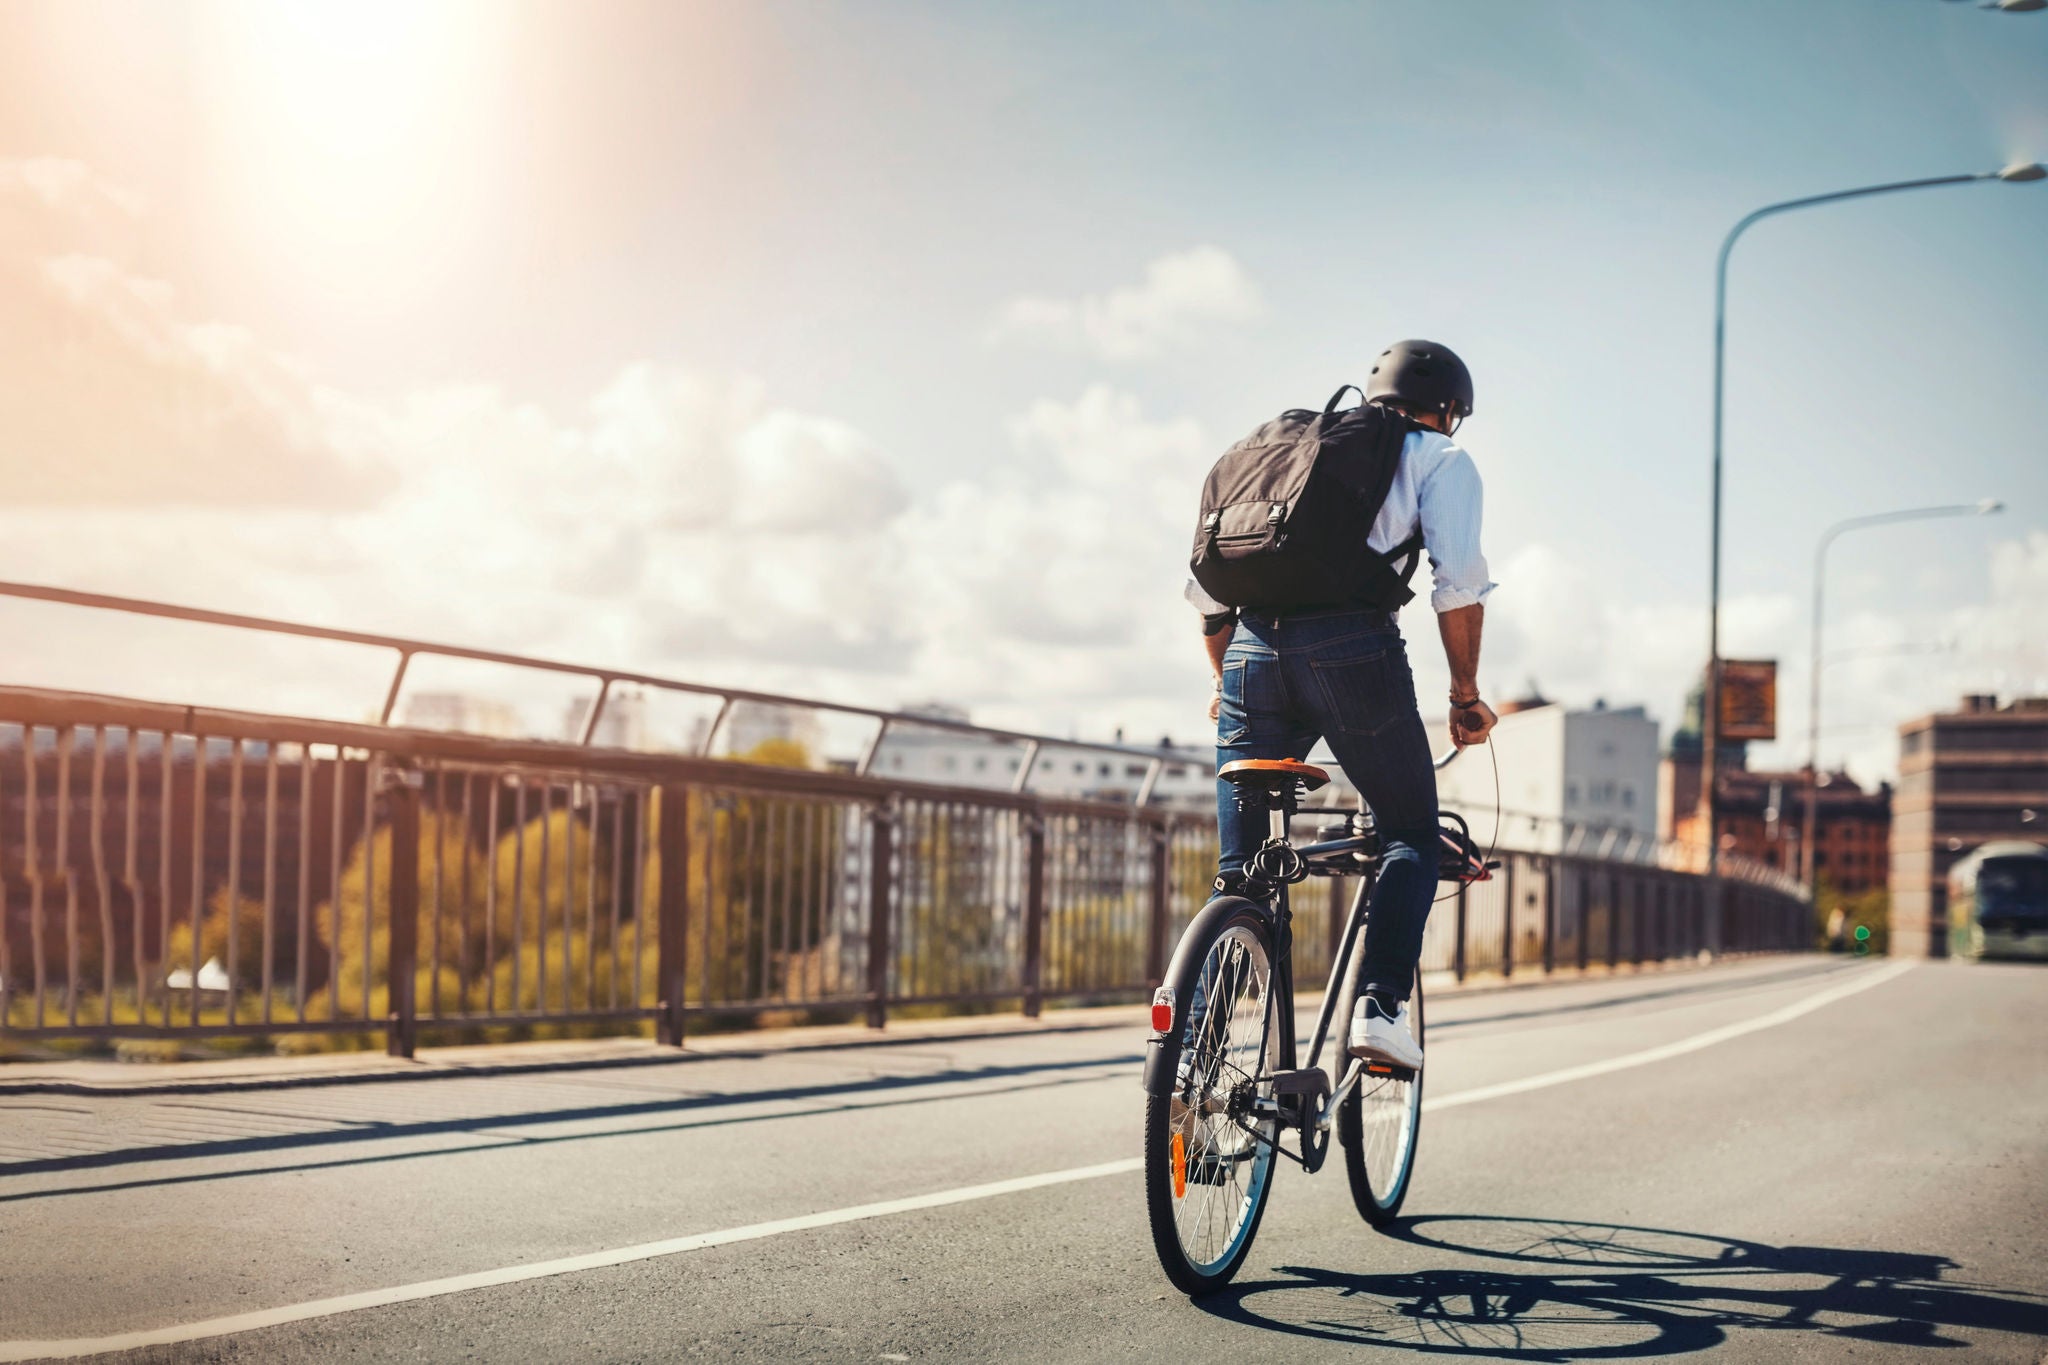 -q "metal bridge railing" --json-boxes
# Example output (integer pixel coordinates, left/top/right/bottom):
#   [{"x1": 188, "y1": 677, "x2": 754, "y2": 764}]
[
  {"x1": 0, "y1": 684, "x2": 1812, "y2": 1056},
  {"x1": 0, "y1": 579, "x2": 1194, "y2": 801}
]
